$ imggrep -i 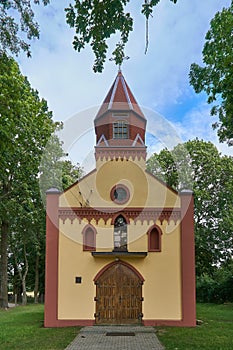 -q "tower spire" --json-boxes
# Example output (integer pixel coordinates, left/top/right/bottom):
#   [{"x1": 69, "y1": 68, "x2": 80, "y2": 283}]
[{"x1": 95, "y1": 70, "x2": 145, "y2": 121}]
